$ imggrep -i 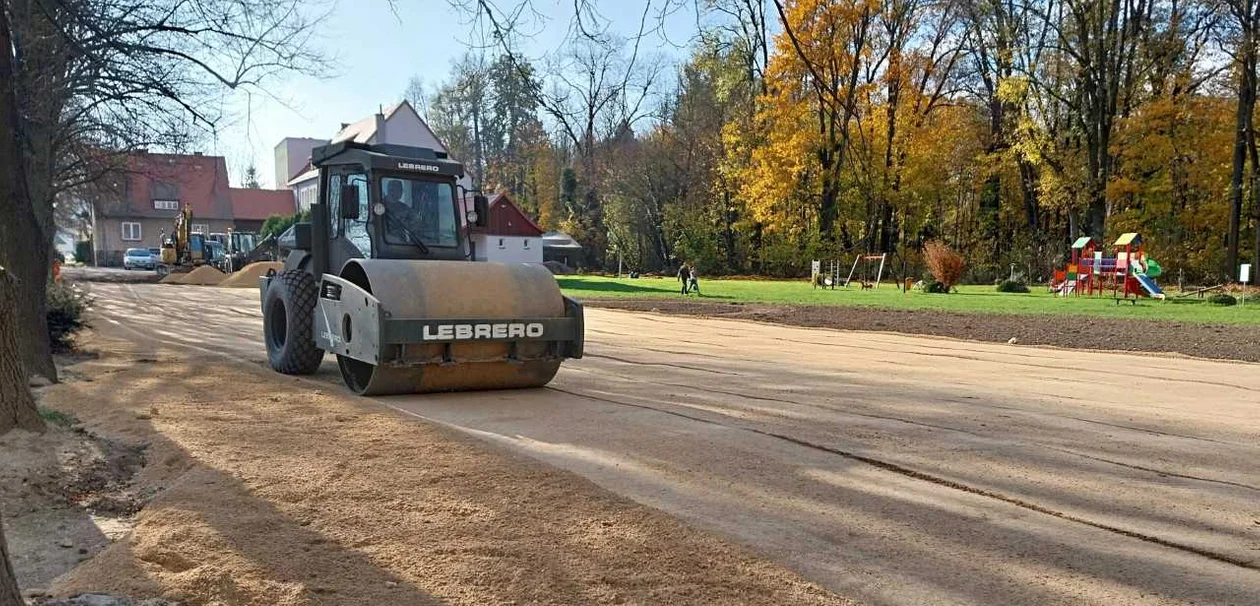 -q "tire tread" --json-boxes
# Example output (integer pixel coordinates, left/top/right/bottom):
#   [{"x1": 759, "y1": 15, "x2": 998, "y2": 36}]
[{"x1": 267, "y1": 269, "x2": 324, "y2": 375}]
